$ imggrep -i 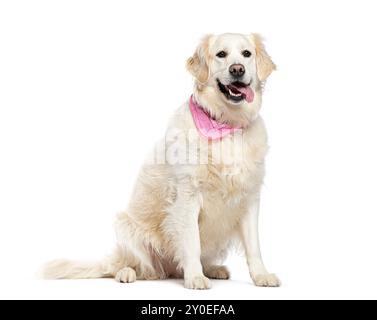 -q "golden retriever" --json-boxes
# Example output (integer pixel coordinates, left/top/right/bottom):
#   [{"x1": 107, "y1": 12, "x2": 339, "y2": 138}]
[{"x1": 43, "y1": 33, "x2": 280, "y2": 289}]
